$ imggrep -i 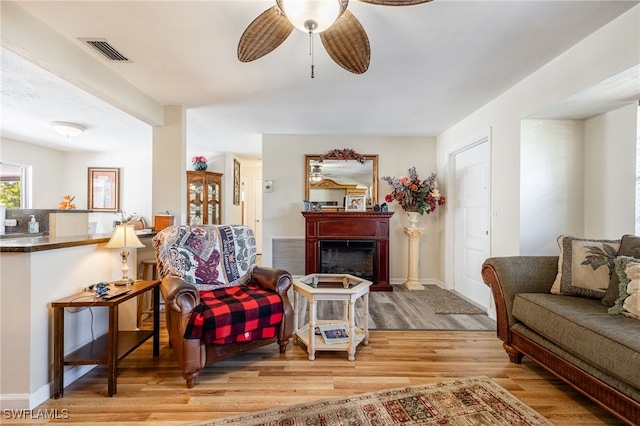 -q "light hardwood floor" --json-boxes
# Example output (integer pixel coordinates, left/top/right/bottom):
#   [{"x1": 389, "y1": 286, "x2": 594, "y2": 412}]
[{"x1": 27, "y1": 321, "x2": 624, "y2": 425}]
